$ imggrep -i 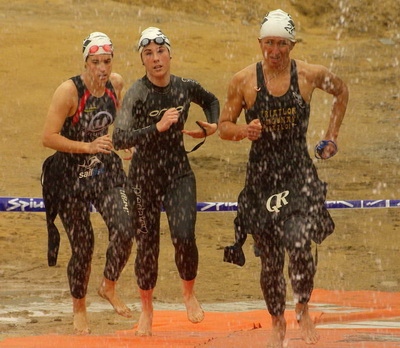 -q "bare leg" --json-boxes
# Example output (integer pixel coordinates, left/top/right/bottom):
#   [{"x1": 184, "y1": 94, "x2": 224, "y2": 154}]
[
  {"x1": 98, "y1": 277, "x2": 132, "y2": 318},
  {"x1": 182, "y1": 279, "x2": 204, "y2": 323},
  {"x1": 72, "y1": 296, "x2": 90, "y2": 334},
  {"x1": 136, "y1": 288, "x2": 154, "y2": 336},
  {"x1": 296, "y1": 303, "x2": 319, "y2": 345},
  {"x1": 267, "y1": 314, "x2": 286, "y2": 348}
]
